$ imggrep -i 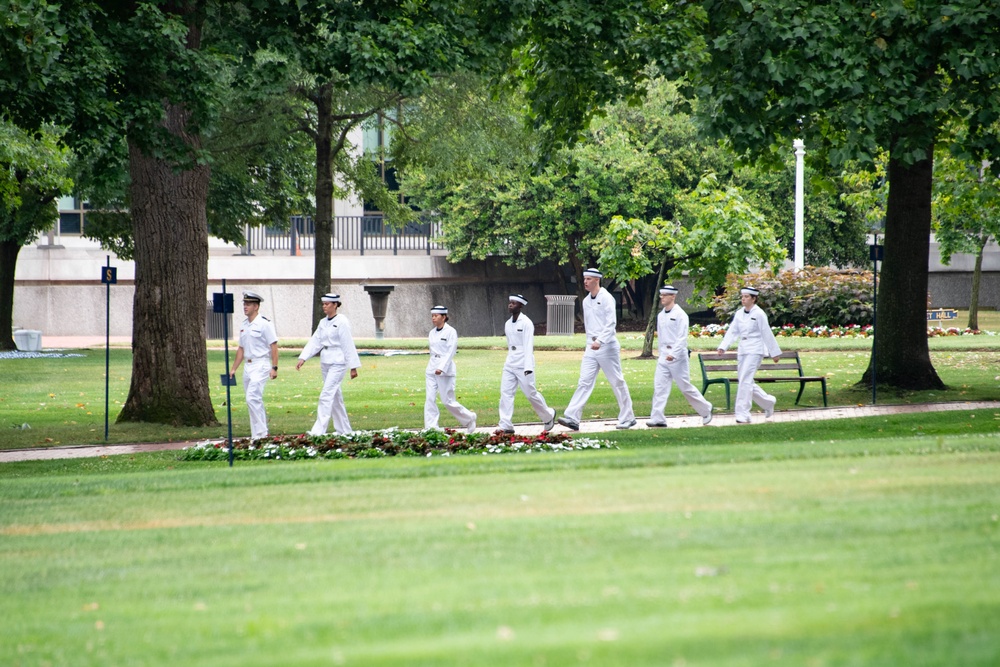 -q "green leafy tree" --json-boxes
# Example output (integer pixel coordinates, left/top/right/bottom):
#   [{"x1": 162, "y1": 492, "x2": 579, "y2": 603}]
[
  {"x1": 0, "y1": 121, "x2": 73, "y2": 350},
  {"x1": 402, "y1": 76, "x2": 732, "y2": 302},
  {"x1": 932, "y1": 153, "x2": 1000, "y2": 330},
  {"x1": 598, "y1": 174, "x2": 786, "y2": 356},
  {"x1": 688, "y1": 0, "x2": 1000, "y2": 390}
]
